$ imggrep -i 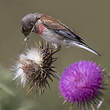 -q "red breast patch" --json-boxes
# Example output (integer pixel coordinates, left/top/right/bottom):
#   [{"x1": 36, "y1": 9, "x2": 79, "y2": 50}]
[{"x1": 37, "y1": 25, "x2": 46, "y2": 35}]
